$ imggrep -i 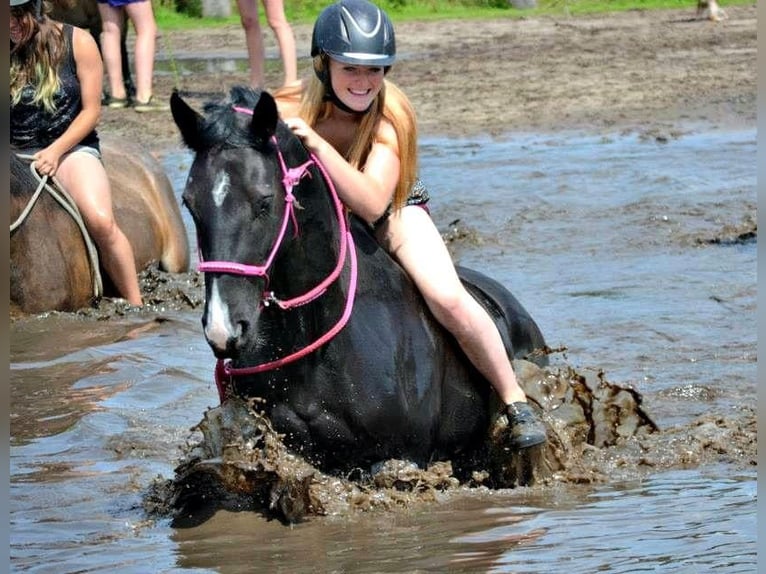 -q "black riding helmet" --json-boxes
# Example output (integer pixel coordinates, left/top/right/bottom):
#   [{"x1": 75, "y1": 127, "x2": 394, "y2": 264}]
[
  {"x1": 311, "y1": 0, "x2": 396, "y2": 67},
  {"x1": 10, "y1": 0, "x2": 43, "y2": 19},
  {"x1": 311, "y1": 0, "x2": 396, "y2": 113}
]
